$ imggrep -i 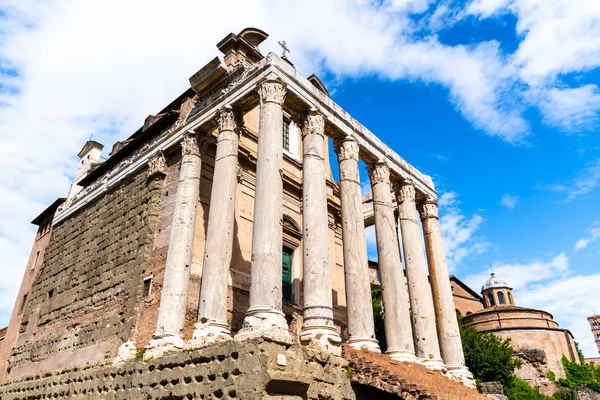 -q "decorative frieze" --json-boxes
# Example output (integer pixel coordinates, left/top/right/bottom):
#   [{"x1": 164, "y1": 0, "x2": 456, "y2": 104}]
[{"x1": 256, "y1": 75, "x2": 286, "y2": 106}]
